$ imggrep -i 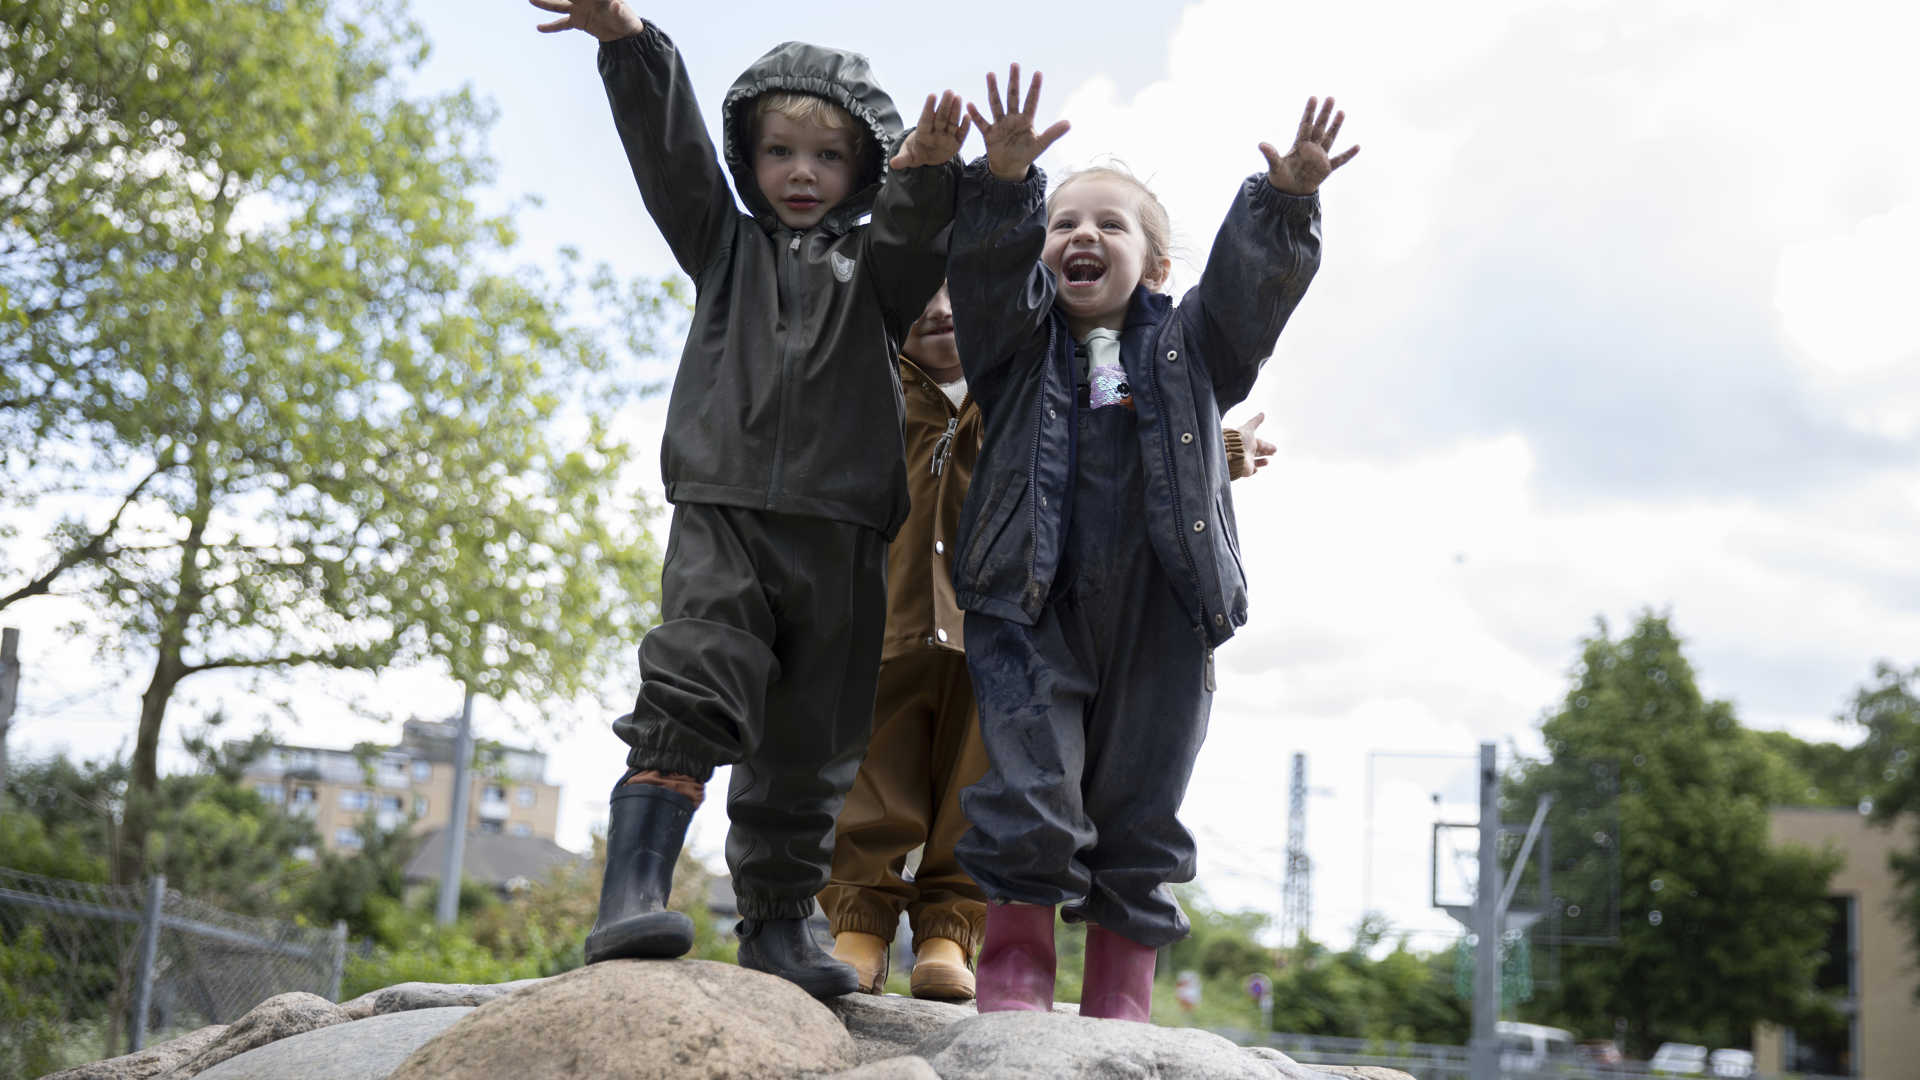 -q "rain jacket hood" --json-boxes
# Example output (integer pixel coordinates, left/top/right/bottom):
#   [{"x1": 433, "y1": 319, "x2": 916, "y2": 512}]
[{"x1": 720, "y1": 41, "x2": 904, "y2": 233}]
